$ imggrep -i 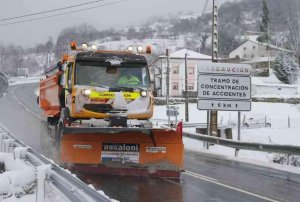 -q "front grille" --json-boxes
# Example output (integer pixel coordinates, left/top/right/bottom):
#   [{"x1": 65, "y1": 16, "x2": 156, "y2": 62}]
[{"x1": 83, "y1": 104, "x2": 112, "y2": 113}]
